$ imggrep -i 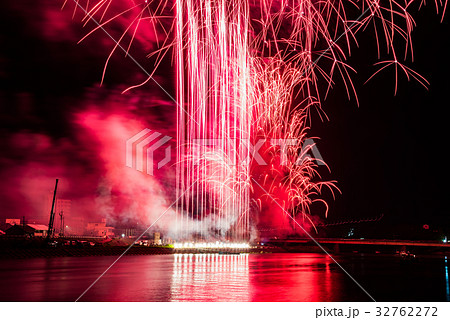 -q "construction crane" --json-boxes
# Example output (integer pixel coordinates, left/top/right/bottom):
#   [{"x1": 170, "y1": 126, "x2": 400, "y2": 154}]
[{"x1": 46, "y1": 178, "x2": 59, "y2": 241}]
